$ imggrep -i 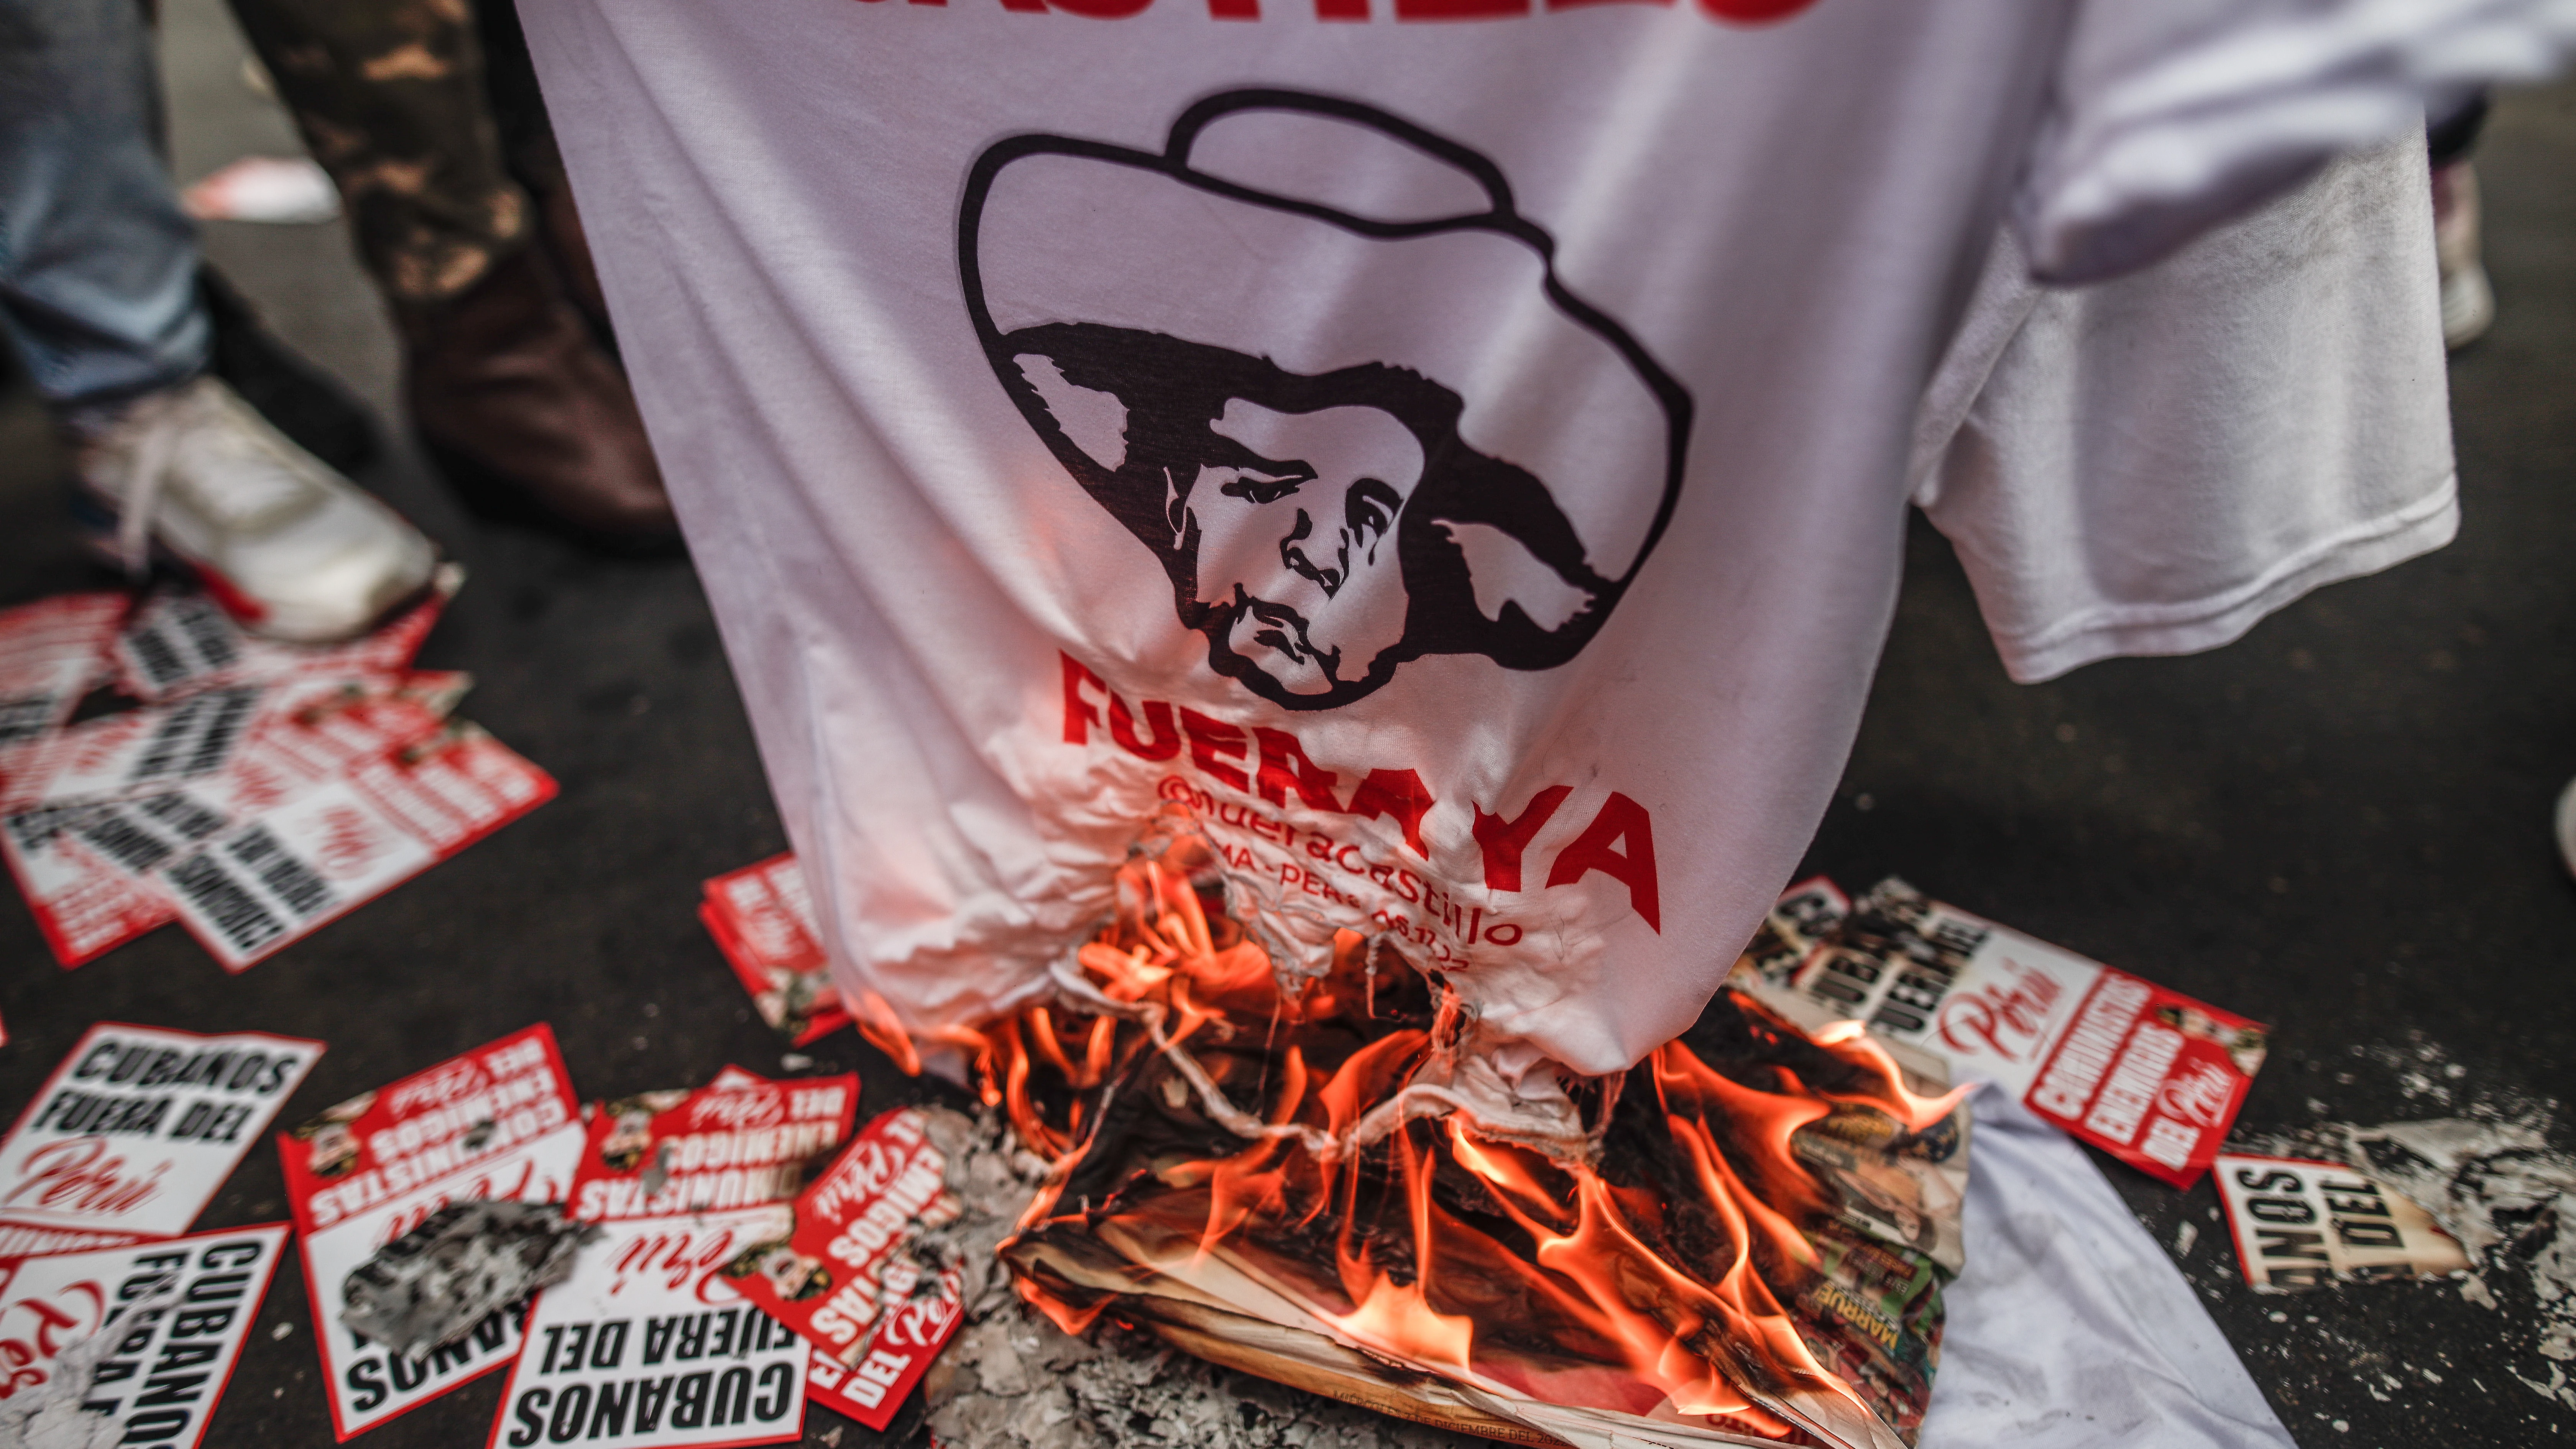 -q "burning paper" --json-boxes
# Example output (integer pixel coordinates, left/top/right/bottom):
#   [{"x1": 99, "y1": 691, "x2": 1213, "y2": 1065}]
[
  {"x1": 569, "y1": 1068, "x2": 858, "y2": 1225},
  {"x1": 341, "y1": 1200, "x2": 595, "y2": 1362},
  {"x1": 2213, "y1": 1153, "x2": 2470, "y2": 1291},
  {"x1": 485, "y1": 1206, "x2": 810, "y2": 1449},
  {"x1": 918, "y1": 840, "x2": 1966, "y2": 1449},
  {"x1": 701, "y1": 855, "x2": 850, "y2": 1046},
  {"x1": 1739, "y1": 877, "x2": 2266, "y2": 1188},
  {"x1": 720, "y1": 1106, "x2": 968, "y2": 1429},
  {"x1": 0, "y1": 1025, "x2": 321, "y2": 1242},
  {"x1": 0, "y1": 1222, "x2": 290, "y2": 1449},
  {"x1": 280, "y1": 1025, "x2": 586, "y2": 1438}
]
